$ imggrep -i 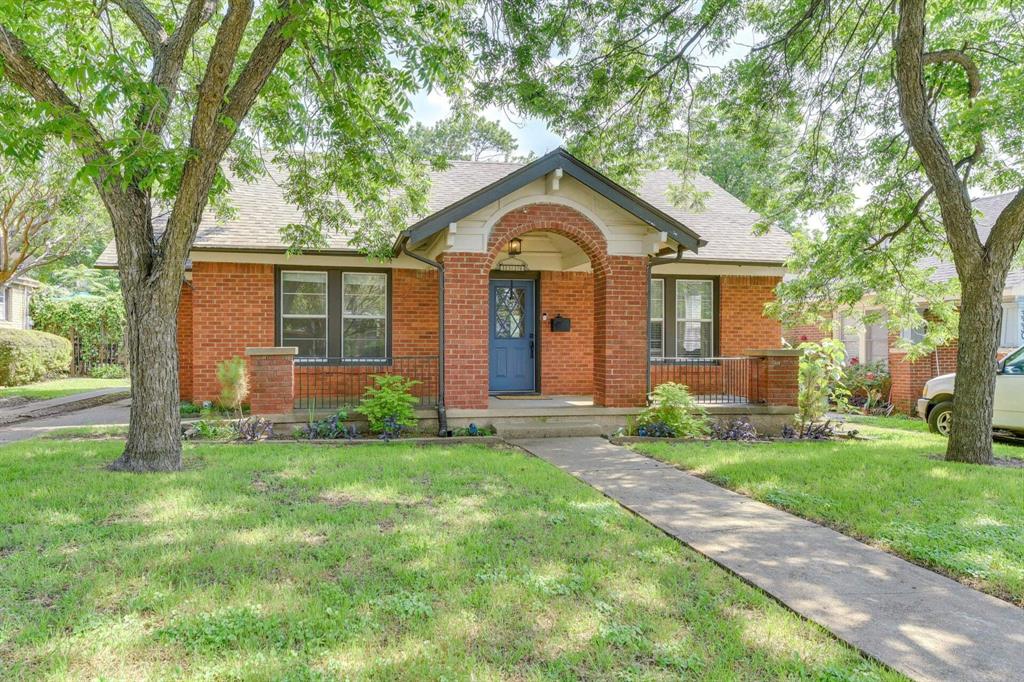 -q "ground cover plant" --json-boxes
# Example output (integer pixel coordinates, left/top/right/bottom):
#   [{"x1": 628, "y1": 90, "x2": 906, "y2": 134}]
[
  {"x1": 0, "y1": 439, "x2": 899, "y2": 680},
  {"x1": 636, "y1": 420, "x2": 1024, "y2": 604},
  {"x1": 0, "y1": 377, "x2": 129, "y2": 401}
]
